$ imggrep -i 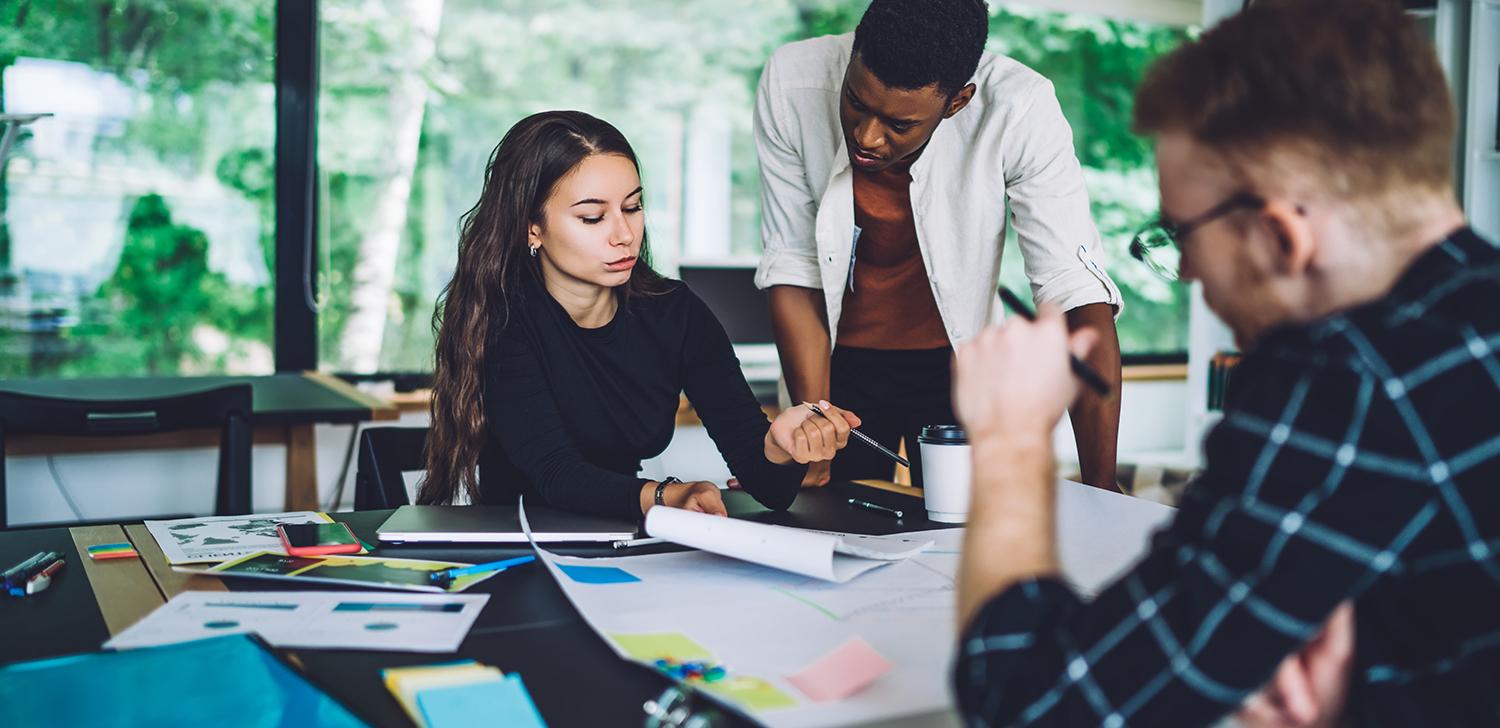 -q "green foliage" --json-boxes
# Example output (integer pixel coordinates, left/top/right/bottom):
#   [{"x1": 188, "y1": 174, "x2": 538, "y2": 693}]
[
  {"x1": 1, "y1": 0, "x2": 275, "y2": 377},
  {"x1": 96, "y1": 194, "x2": 228, "y2": 374}
]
